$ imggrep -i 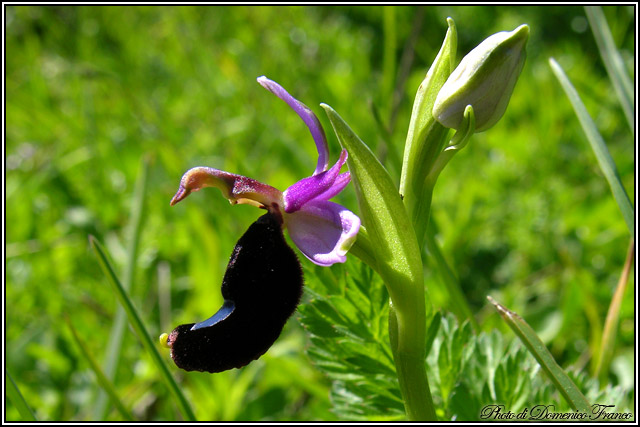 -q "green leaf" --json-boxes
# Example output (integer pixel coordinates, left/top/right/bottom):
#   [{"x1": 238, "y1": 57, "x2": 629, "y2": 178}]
[
  {"x1": 487, "y1": 296, "x2": 591, "y2": 413},
  {"x1": 584, "y1": 6, "x2": 634, "y2": 132},
  {"x1": 332, "y1": 380, "x2": 405, "y2": 421},
  {"x1": 89, "y1": 236, "x2": 197, "y2": 421},
  {"x1": 304, "y1": 280, "x2": 634, "y2": 422},
  {"x1": 549, "y1": 58, "x2": 634, "y2": 236},
  {"x1": 428, "y1": 314, "x2": 542, "y2": 420},
  {"x1": 321, "y1": 103, "x2": 428, "y2": 333},
  {"x1": 448, "y1": 382, "x2": 478, "y2": 420},
  {"x1": 6, "y1": 371, "x2": 37, "y2": 421},
  {"x1": 298, "y1": 260, "x2": 403, "y2": 419},
  {"x1": 321, "y1": 104, "x2": 424, "y2": 298},
  {"x1": 399, "y1": 17, "x2": 457, "y2": 244}
]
